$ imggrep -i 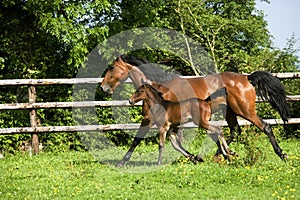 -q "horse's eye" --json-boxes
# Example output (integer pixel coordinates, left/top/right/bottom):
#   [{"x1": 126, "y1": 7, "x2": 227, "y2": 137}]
[{"x1": 109, "y1": 66, "x2": 114, "y2": 71}]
